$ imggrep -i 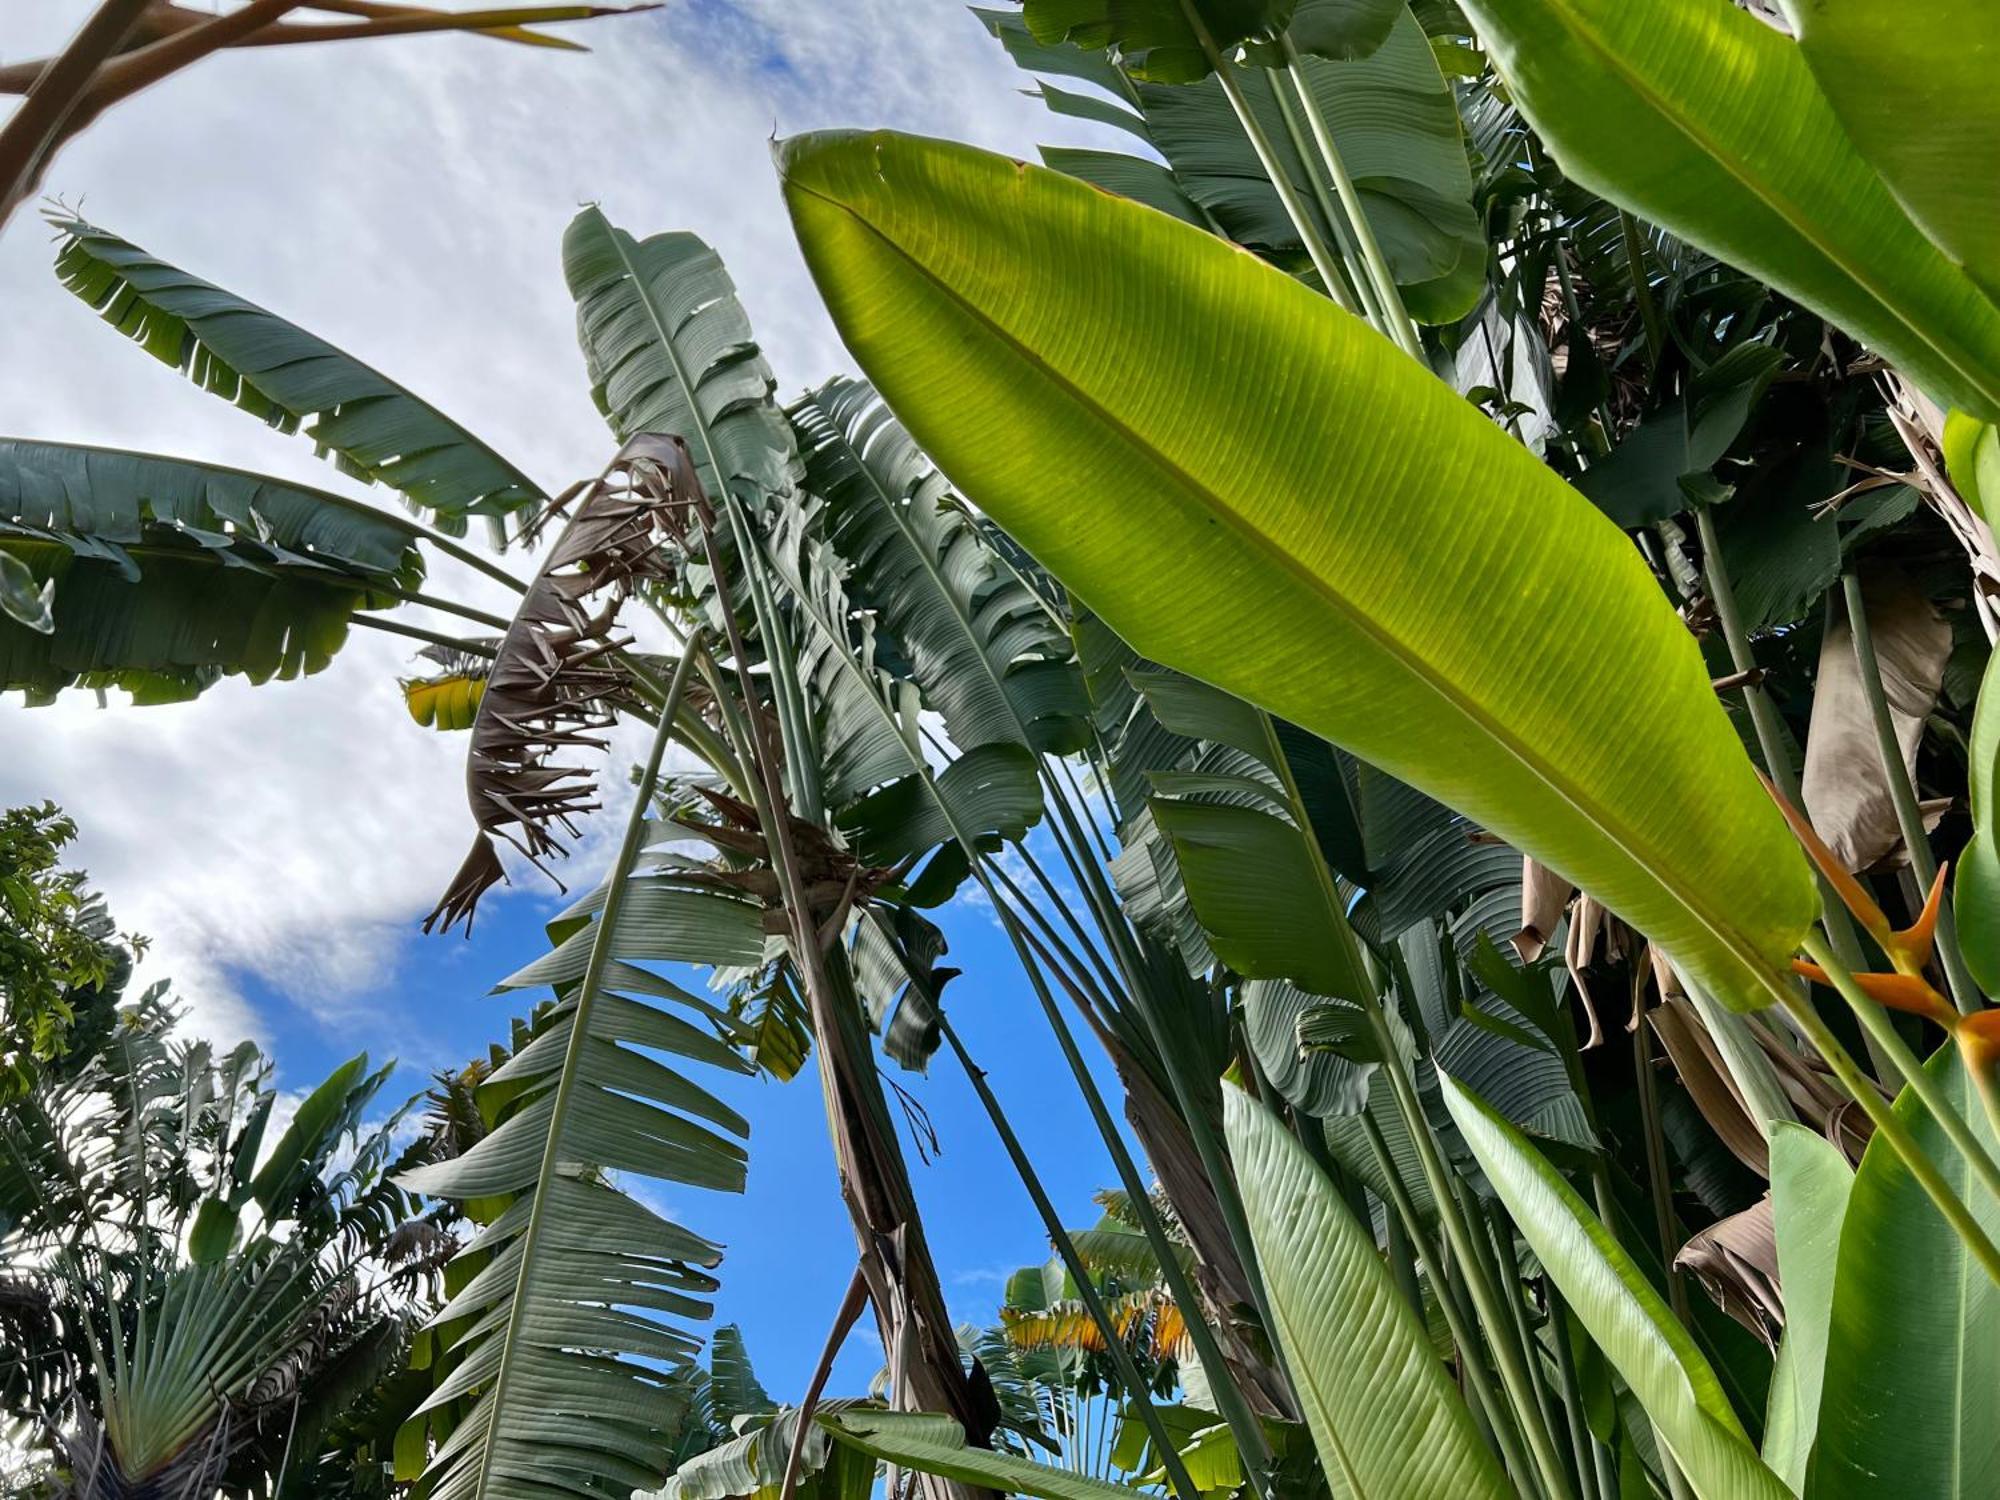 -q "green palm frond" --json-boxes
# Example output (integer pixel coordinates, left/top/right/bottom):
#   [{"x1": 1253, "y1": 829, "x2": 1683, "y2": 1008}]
[
  {"x1": 0, "y1": 440, "x2": 426, "y2": 703},
  {"x1": 49, "y1": 217, "x2": 548, "y2": 536},
  {"x1": 789, "y1": 375, "x2": 1091, "y2": 757},
  {"x1": 397, "y1": 645, "x2": 764, "y2": 1500}
]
